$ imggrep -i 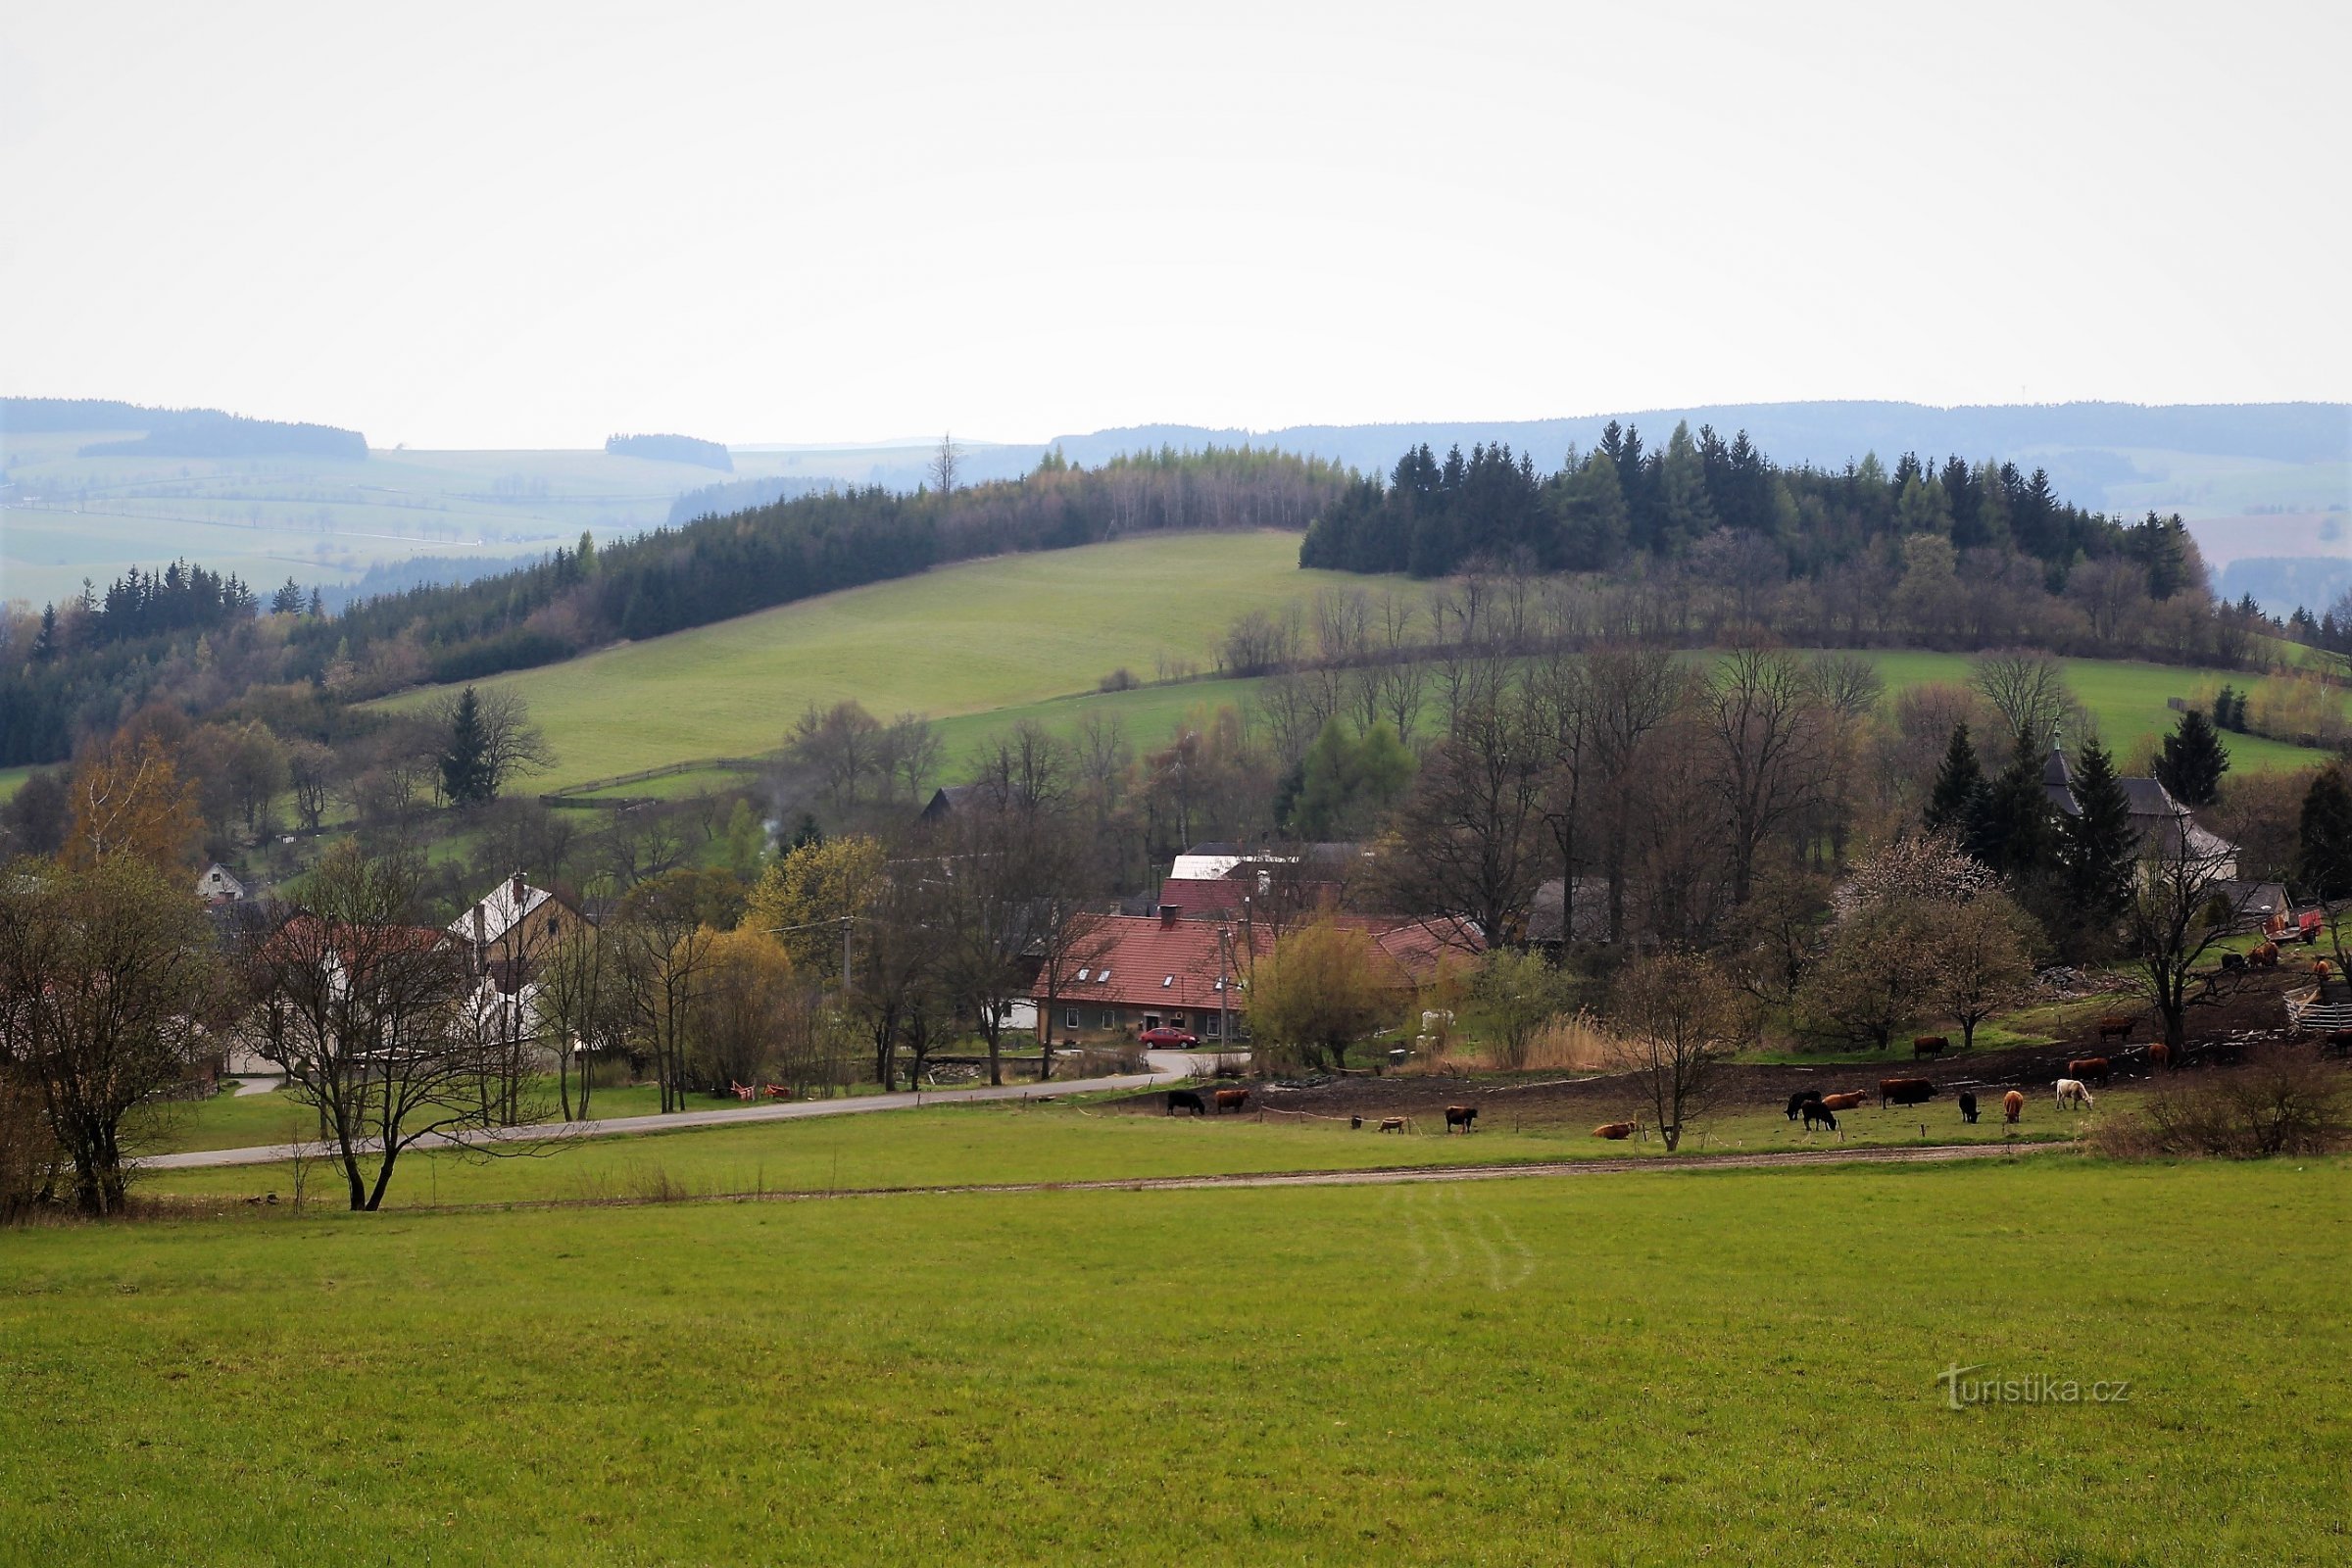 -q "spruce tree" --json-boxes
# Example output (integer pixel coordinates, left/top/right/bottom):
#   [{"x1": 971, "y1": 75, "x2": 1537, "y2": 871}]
[
  {"x1": 1974, "y1": 730, "x2": 2055, "y2": 881},
  {"x1": 305, "y1": 586, "x2": 323, "y2": 618},
  {"x1": 439, "y1": 687, "x2": 493, "y2": 807},
  {"x1": 2154, "y1": 709, "x2": 2230, "y2": 808},
  {"x1": 2301, "y1": 766, "x2": 2352, "y2": 902},
  {"x1": 1925, "y1": 723, "x2": 1984, "y2": 835},
  {"x1": 2060, "y1": 738, "x2": 2137, "y2": 927}
]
